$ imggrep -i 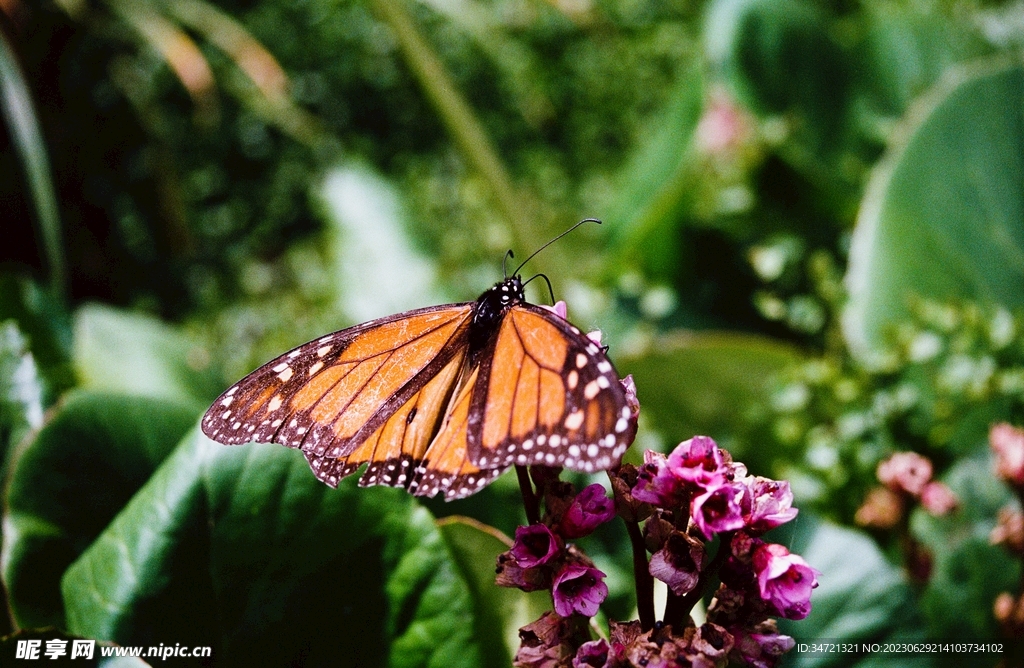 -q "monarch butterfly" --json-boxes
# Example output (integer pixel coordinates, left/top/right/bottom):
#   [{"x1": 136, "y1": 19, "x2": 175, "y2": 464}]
[{"x1": 201, "y1": 221, "x2": 634, "y2": 500}]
